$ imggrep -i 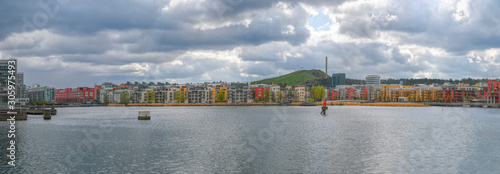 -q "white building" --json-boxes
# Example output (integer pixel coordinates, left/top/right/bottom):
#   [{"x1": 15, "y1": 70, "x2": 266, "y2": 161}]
[{"x1": 366, "y1": 75, "x2": 381, "y2": 85}]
